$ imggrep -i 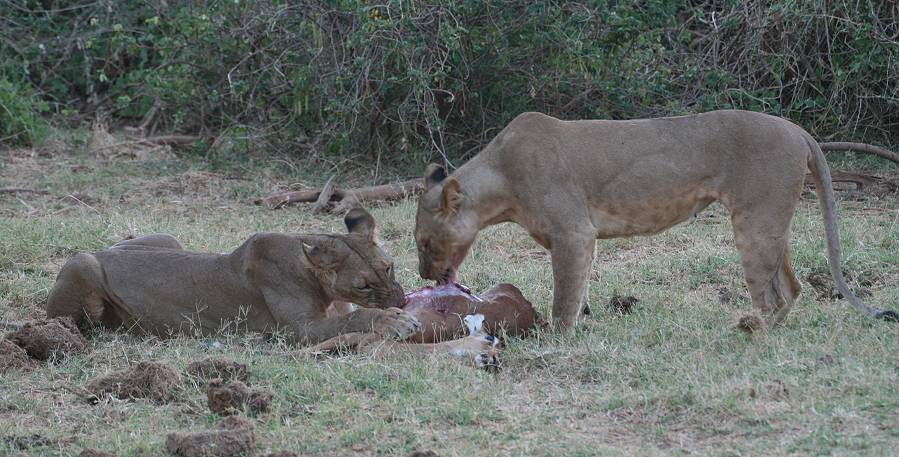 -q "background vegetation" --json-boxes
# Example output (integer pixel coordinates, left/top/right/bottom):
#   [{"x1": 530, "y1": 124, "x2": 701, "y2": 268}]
[{"x1": 1, "y1": 0, "x2": 897, "y2": 168}]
